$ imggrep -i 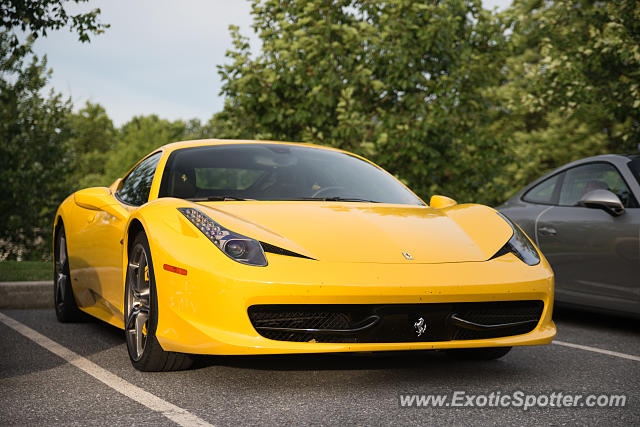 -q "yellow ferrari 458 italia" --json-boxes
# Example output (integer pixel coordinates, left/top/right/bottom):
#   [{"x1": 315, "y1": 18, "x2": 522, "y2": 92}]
[{"x1": 53, "y1": 140, "x2": 556, "y2": 371}]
